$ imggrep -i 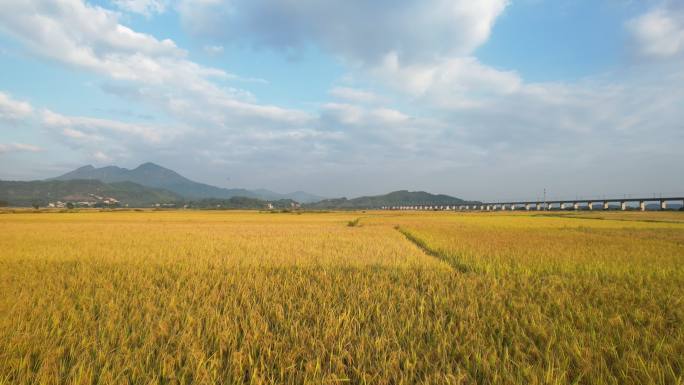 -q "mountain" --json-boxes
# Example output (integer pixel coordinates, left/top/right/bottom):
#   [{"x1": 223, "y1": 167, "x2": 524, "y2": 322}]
[
  {"x1": 0, "y1": 180, "x2": 180, "y2": 207},
  {"x1": 304, "y1": 190, "x2": 478, "y2": 209},
  {"x1": 250, "y1": 189, "x2": 326, "y2": 203},
  {"x1": 52, "y1": 162, "x2": 252, "y2": 199},
  {"x1": 52, "y1": 163, "x2": 324, "y2": 203},
  {"x1": 186, "y1": 197, "x2": 297, "y2": 210}
]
